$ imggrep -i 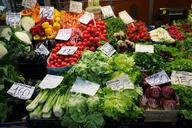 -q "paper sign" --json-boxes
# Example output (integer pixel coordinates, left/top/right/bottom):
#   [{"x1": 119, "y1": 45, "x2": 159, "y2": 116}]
[
  {"x1": 39, "y1": 74, "x2": 64, "y2": 89},
  {"x1": 135, "y1": 44, "x2": 154, "y2": 53},
  {"x1": 119, "y1": 10, "x2": 134, "y2": 24},
  {"x1": 69, "y1": 1, "x2": 82, "y2": 13},
  {"x1": 7, "y1": 83, "x2": 35, "y2": 100},
  {"x1": 79, "y1": 12, "x2": 94, "y2": 24},
  {"x1": 171, "y1": 71, "x2": 192, "y2": 87},
  {"x1": 99, "y1": 43, "x2": 116, "y2": 57},
  {"x1": 35, "y1": 44, "x2": 50, "y2": 56},
  {"x1": 6, "y1": 12, "x2": 21, "y2": 27},
  {"x1": 101, "y1": 5, "x2": 115, "y2": 19},
  {"x1": 55, "y1": 29, "x2": 72, "y2": 41},
  {"x1": 145, "y1": 70, "x2": 171, "y2": 86},
  {"x1": 40, "y1": 6, "x2": 54, "y2": 19},
  {"x1": 22, "y1": 0, "x2": 37, "y2": 9},
  {"x1": 70, "y1": 77, "x2": 100, "y2": 96},
  {"x1": 57, "y1": 46, "x2": 78, "y2": 55},
  {"x1": 106, "y1": 74, "x2": 134, "y2": 91},
  {"x1": 0, "y1": 6, "x2": 5, "y2": 11}
]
